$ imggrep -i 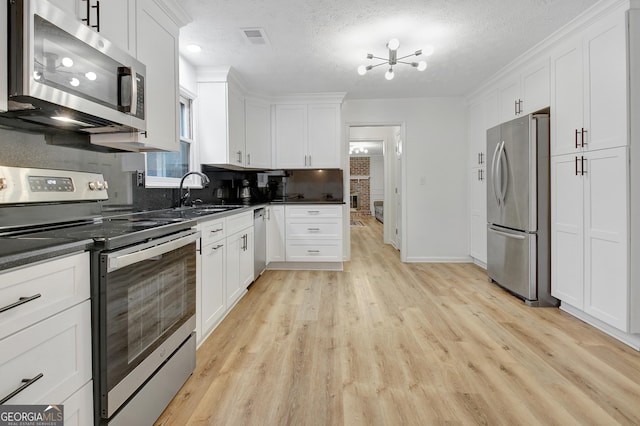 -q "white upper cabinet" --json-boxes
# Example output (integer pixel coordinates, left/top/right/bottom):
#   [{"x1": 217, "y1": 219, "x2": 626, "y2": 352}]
[
  {"x1": 274, "y1": 97, "x2": 344, "y2": 169},
  {"x1": 198, "y1": 74, "x2": 272, "y2": 169},
  {"x1": 244, "y1": 98, "x2": 272, "y2": 169},
  {"x1": 136, "y1": 0, "x2": 181, "y2": 151},
  {"x1": 49, "y1": 0, "x2": 136, "y2": 55},
  {"x1": 551, "y1": 8, "x2": 627, "y2": 155},
  {"x1": 498, "y1": 59, "x2": 550, "y2": 122}
]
